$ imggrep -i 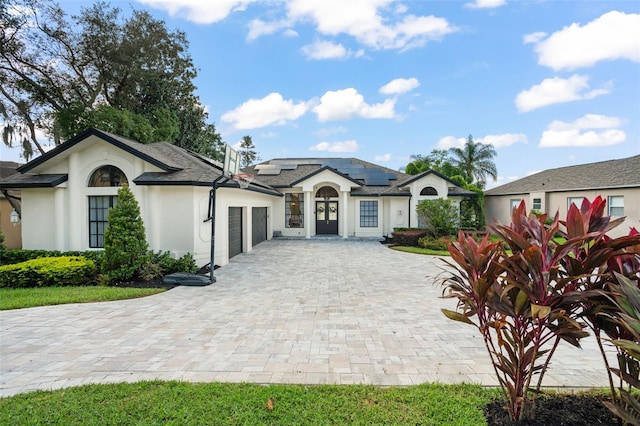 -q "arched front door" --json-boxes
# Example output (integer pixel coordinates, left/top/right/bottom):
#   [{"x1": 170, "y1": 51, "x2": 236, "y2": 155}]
[{"x1": 315, "y1": 186, "x2": 339, "y2": 235}]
